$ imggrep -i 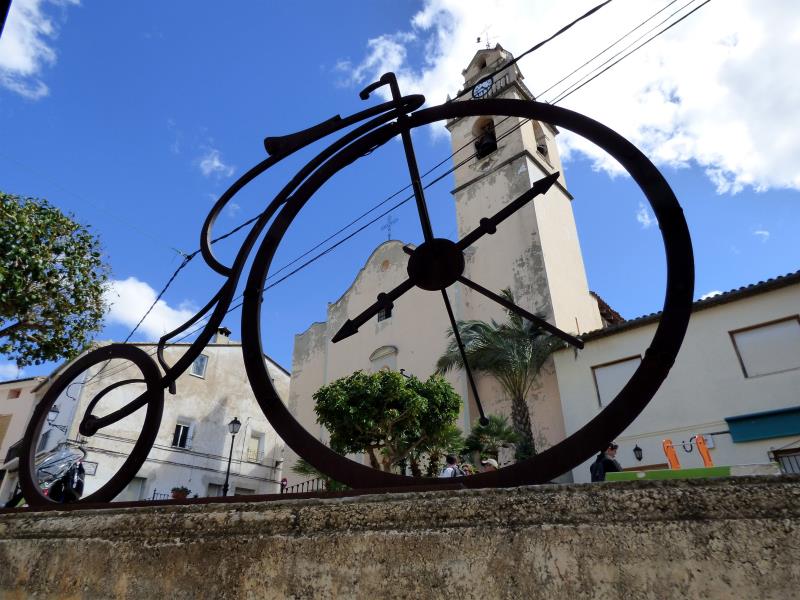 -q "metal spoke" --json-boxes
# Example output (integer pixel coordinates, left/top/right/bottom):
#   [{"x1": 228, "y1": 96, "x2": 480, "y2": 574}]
[
  {"x1": 440, "y1": 288, "x2": 488, "y2": 425},
  {"x1": 457, "y1": 172, "x2": 559, "y2": 251},
  {"x1": 398, "y1": 119, "x2": 436, "y2": 243},
  {"x1": 458, "y1": 276, "x2": 584, "y2": 349},
  {"x1": 331, "y1": 278, "x2": 415, "y2": 343}
]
